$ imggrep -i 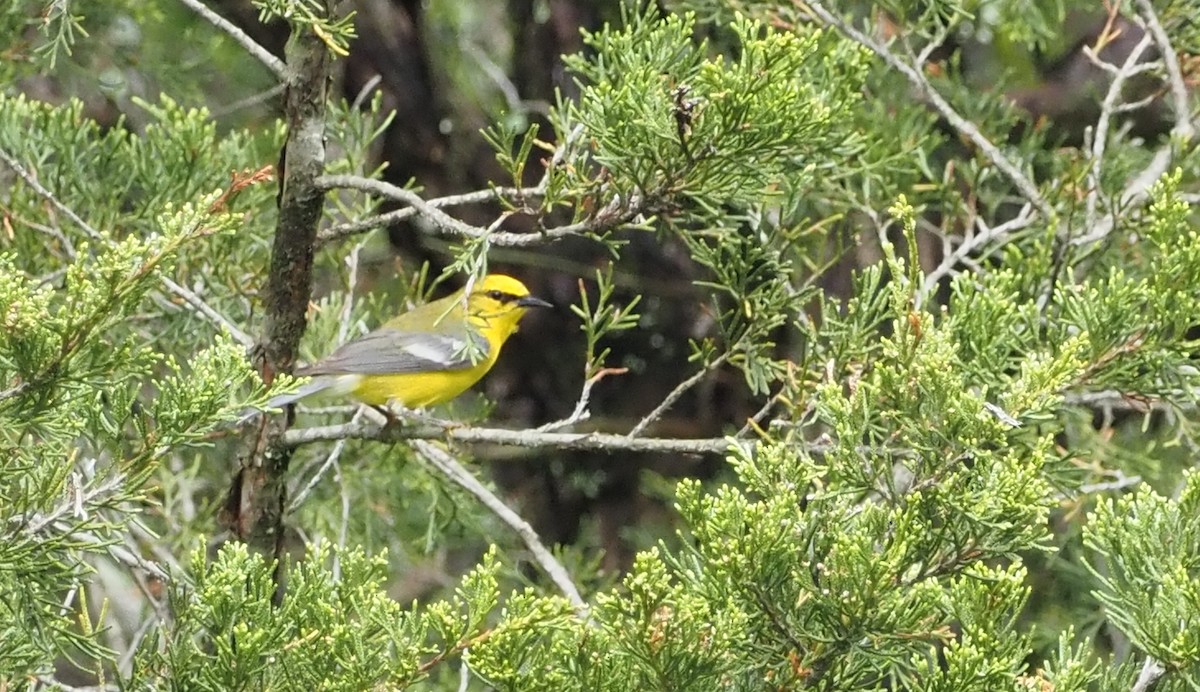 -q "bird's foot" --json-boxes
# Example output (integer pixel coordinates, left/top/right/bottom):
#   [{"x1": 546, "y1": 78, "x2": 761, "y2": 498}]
[
  {"x1": 372, "y1": 403, "x2": 445, "y2": 428},
  {"x1": 370, "y1": 404, "x2": 403, "y2": 429}
]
